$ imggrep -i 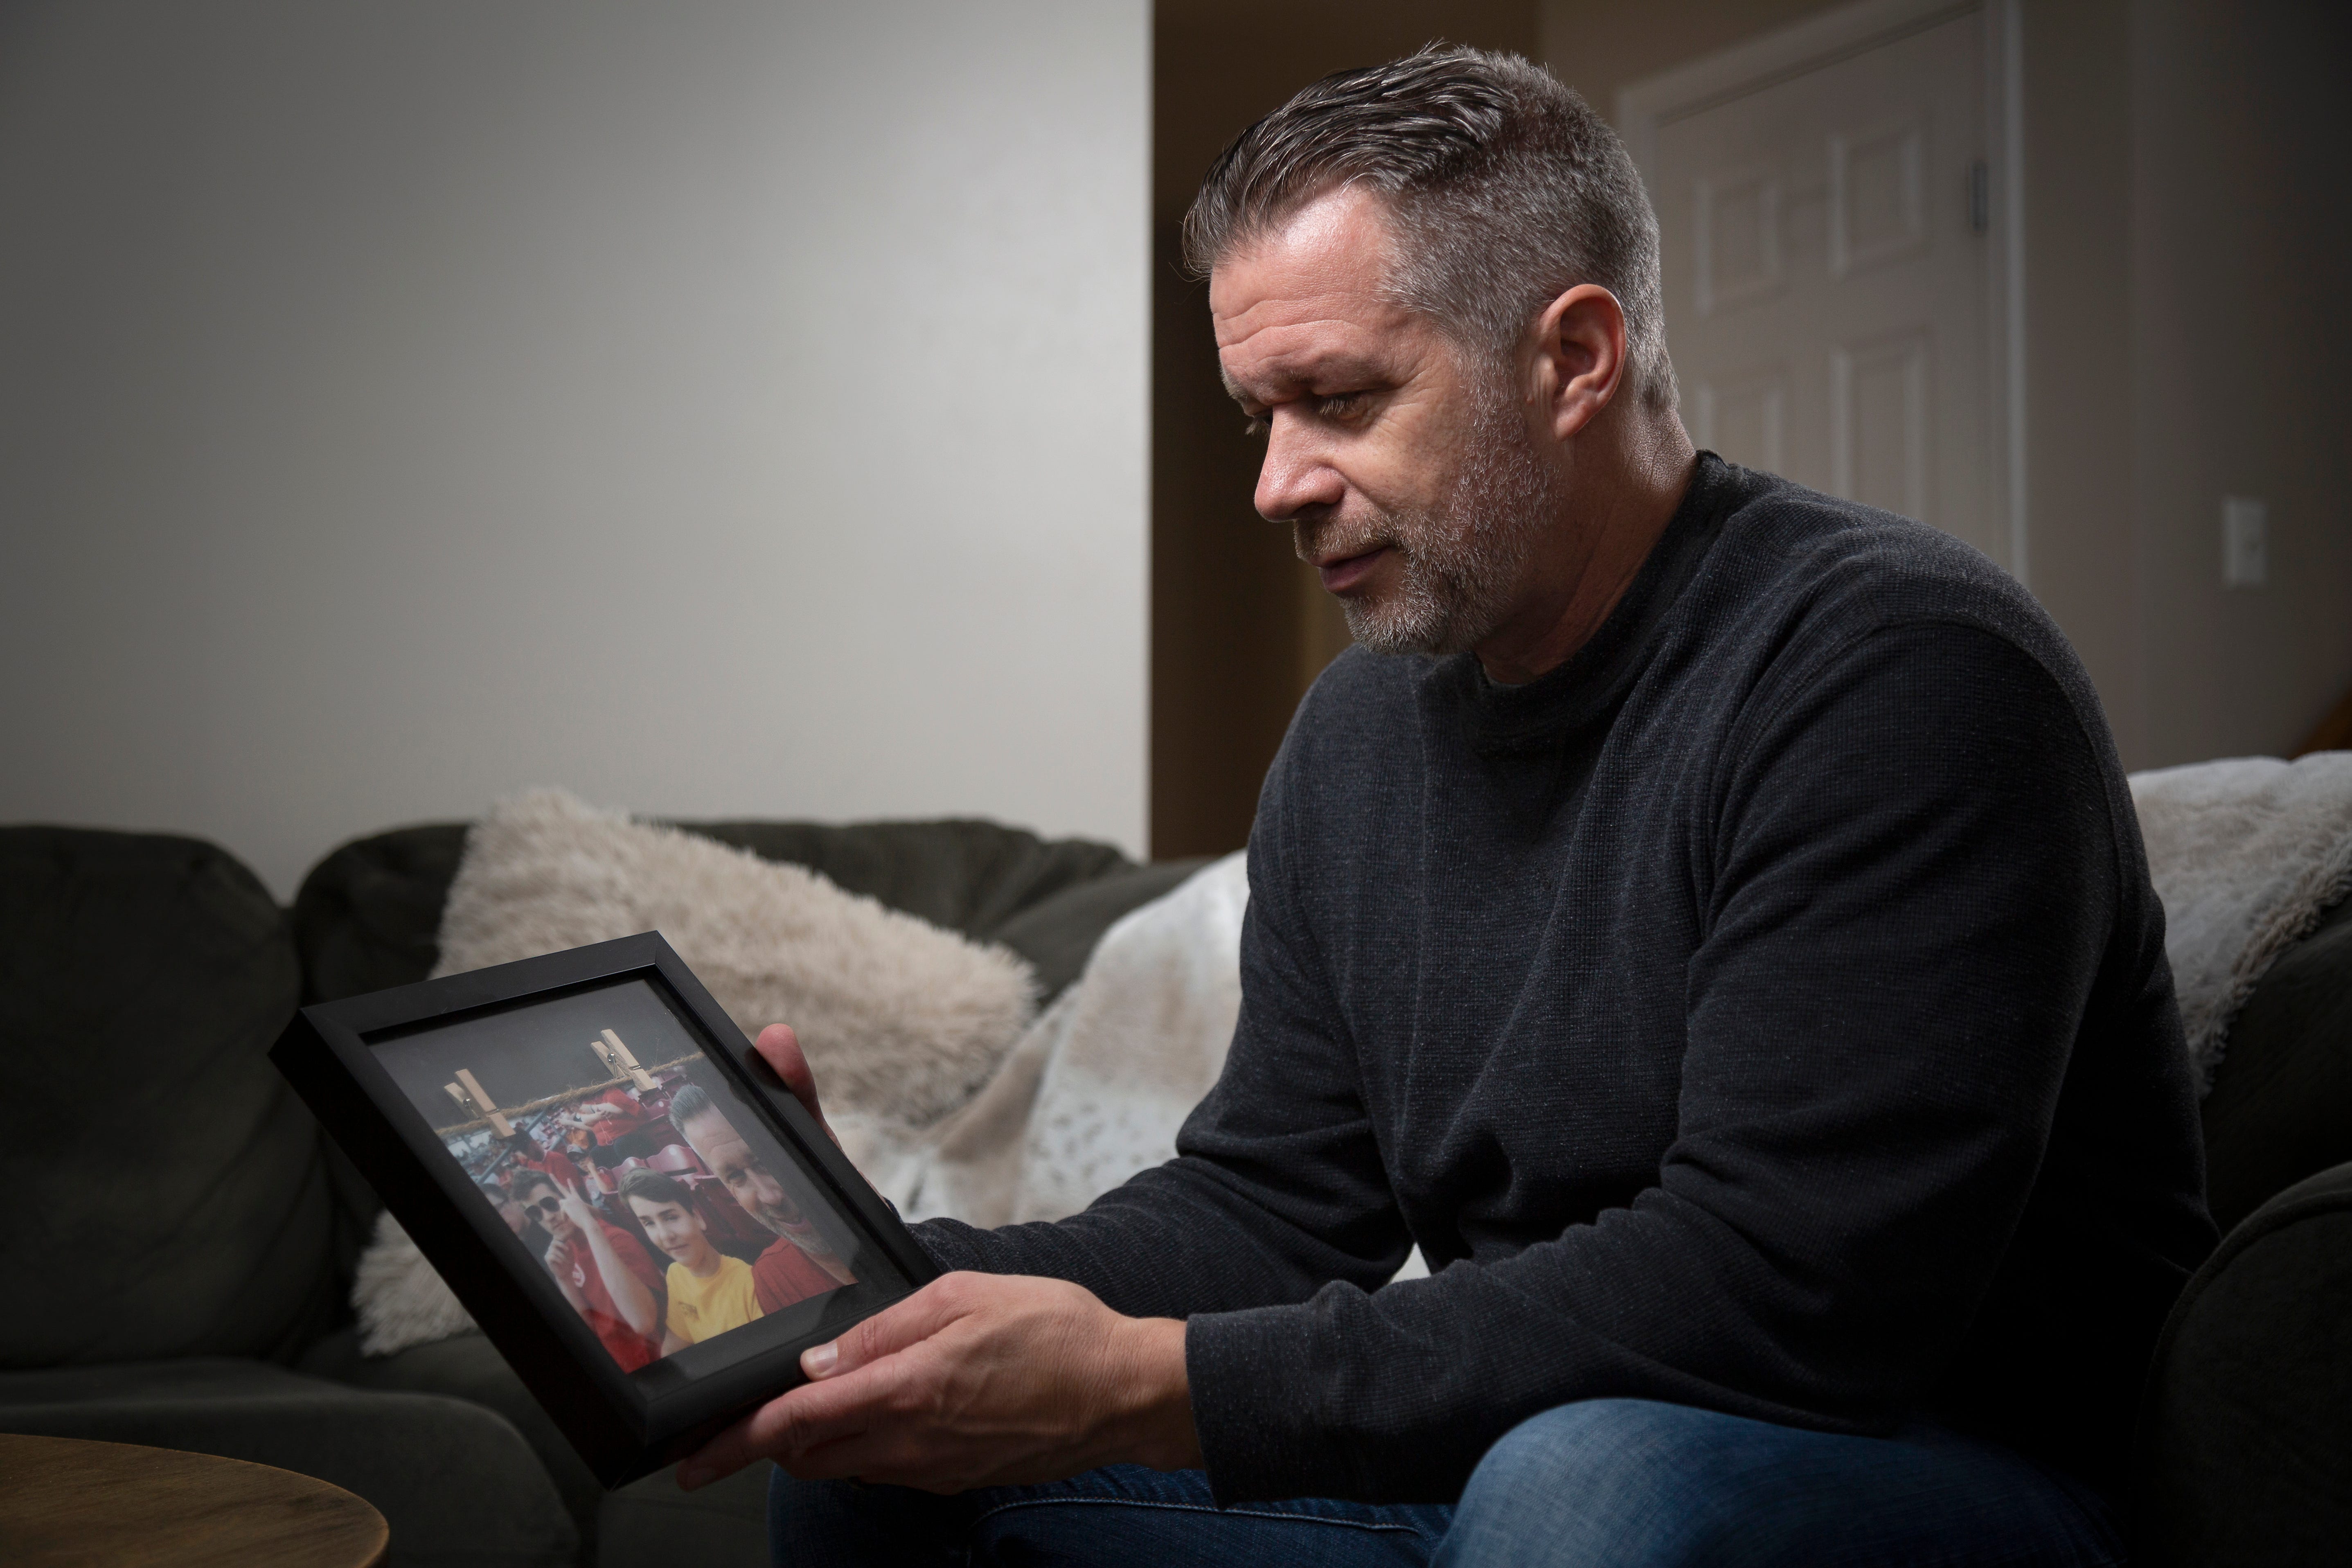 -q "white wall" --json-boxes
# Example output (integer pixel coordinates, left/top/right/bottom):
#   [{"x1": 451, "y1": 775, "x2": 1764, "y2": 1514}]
[{"x1": 0, "y1": 0, "x2": 1149, "y2": 898}]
